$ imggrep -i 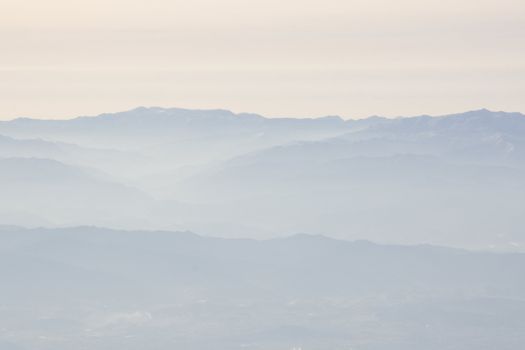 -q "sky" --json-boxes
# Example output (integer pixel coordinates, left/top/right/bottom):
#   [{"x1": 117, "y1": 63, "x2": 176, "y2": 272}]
[{"x1": 0, "y1": 0, "x2": 524, "y2": 120}]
